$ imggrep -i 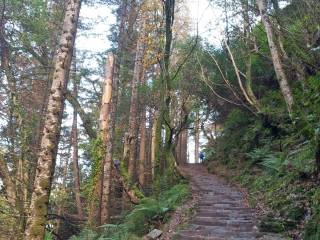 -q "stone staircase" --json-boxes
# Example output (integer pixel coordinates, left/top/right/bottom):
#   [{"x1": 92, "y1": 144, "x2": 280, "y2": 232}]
[{"x1": 174, "y1": 164, "x2": 258, "y2": 240}]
